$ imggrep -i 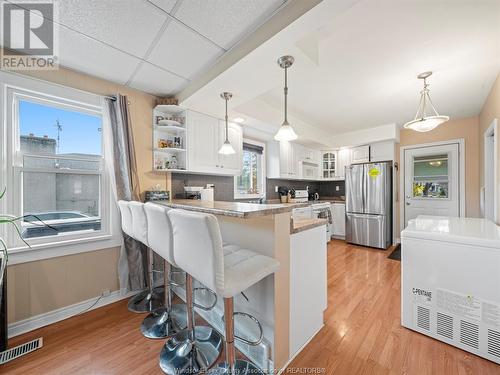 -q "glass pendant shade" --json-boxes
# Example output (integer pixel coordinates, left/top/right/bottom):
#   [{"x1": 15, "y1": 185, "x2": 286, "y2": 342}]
[
  {"x1": 274, "y1": 121, "x2": 298, "y2": 141},
  {"x1": 218, "y1": 139, "x2": 235, "y2": 154},
  {"x1": 403, "y1": 115, "x2": 449, "y2": 132},
  {"x1": 219, "y1": 92, "x2": 236, "y2": 155},
  {"x1": 274, "y1": 55, "x2": 298, "y2": 142},
  {"x1": 403, "y1": 71, "x2": 449, "y2": 132}
]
